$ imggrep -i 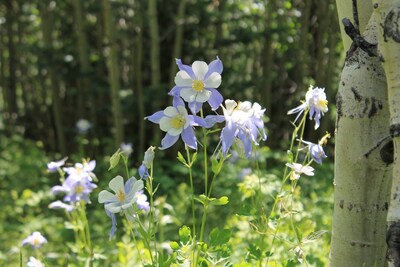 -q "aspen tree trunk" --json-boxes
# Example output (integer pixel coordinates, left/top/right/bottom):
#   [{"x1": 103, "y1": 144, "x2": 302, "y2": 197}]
[
  {"x1": 40, "y1": 1, "x2": 67, "y2": 155},
  {"x1": 329, "y1": 1, "x2": 392, "y2": 266},
  {"x1": 103, "y1": 0, "x2": 124, "y2": 146},
  {"x1": 148, "y1": 0, "x2": 162, "y2": 144},
  {"x1": 375, "y1": 1, "x2": 400, "y2": 266},
  {"x1": 72, "y1": 0, "x2": 90, "y2": 120},
  {"x1": 133, "y1": 0, "x2": 145, "y2": 159},
  {"x1": 168, "y1": 0, "x2": 186, "y2": 88}
]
